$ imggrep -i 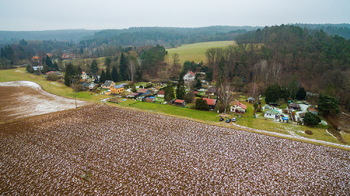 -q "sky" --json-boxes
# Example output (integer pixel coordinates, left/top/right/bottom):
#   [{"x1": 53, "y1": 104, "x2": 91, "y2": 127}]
[{"x1": 0, "y1": 0, "x2": 349, "y2": 31}]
